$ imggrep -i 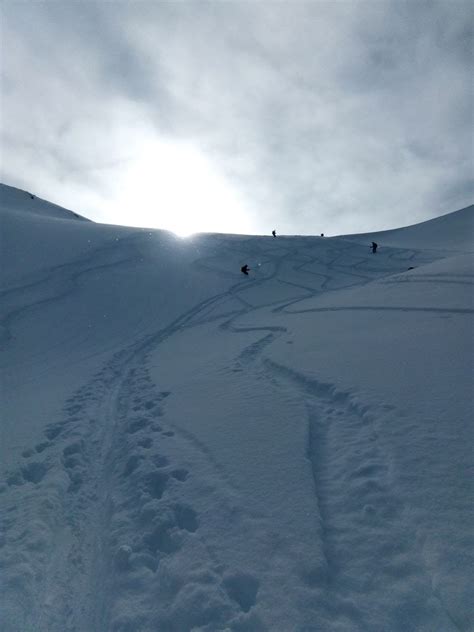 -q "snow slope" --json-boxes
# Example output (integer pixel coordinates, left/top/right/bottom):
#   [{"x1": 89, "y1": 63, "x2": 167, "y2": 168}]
[
  {"x1": 1, "y1": 183, "x2": 473, "y2": 632},
  {"x1": 340, "y1": 204, "x2": 474, "y2": 252}
]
